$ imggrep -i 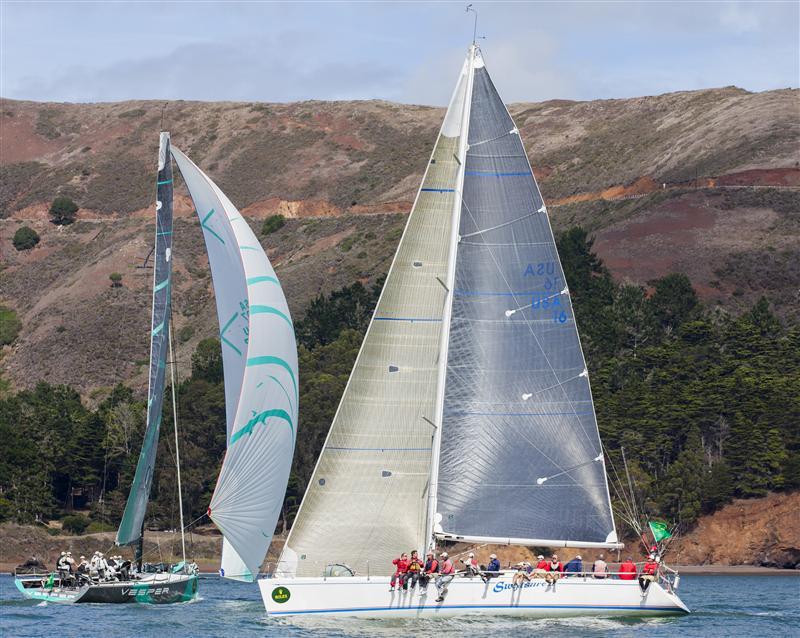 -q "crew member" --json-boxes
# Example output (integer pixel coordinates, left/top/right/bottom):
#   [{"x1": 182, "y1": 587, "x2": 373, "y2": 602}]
[
  {"x1": 435, "y1": 552, "x2": 455, "y2": 602},
  {"x1": 419, "y1": 551, "x2": 438, "y2": 591},
  {"x1": 481, "y1": 553, "x2": 501, "y2": 583},
  {"x1": 592, "y1": 553, "x2": 608, "y2": 579},
  {"x1": 390, "y1": 552, "x2": 409, "y2": 591},
  {"x1": 639, "y1": 556, "x2": 659, "y2": 594},
  {"x1": 403, "y1": 550, "x2": 424, "y2": 590},
  {"x1": 564, "y1": 554, "x2": 583, "y2": 576},
  {"x1": 619, "y1": 557, "x2": 637, "y2": 581}
]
